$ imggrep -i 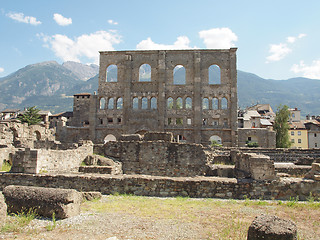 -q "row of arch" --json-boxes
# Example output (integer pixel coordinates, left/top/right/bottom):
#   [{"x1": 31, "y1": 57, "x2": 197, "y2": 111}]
[
  {"x1": 100, "y1": 96, "x2": 228, "y2": 110},
  {"x1": 167, "y1": 97, "x2": 228, "y2": 110},
  {"x1": 105, "y1": 64, "x2": 221, "y2": 84}
]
